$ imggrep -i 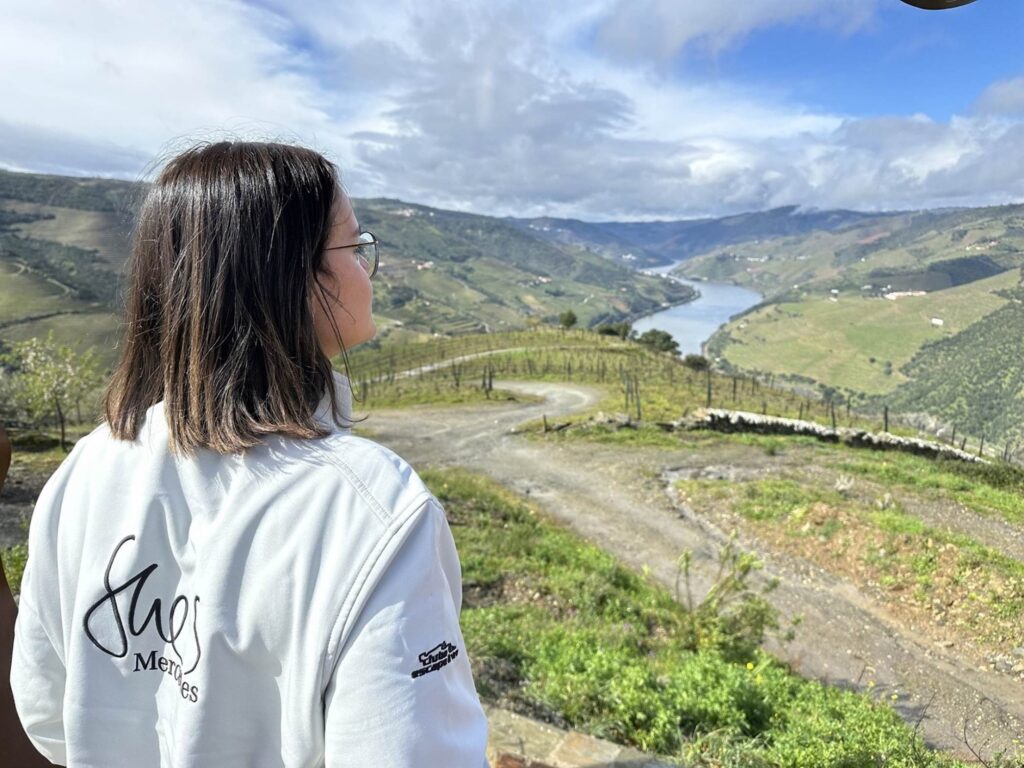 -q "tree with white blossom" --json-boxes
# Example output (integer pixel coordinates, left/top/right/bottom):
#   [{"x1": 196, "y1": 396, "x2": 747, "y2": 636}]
[{"x1": 0, "y1": 331, "x2": 104, "y2": 451}]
